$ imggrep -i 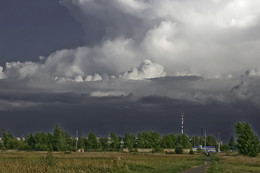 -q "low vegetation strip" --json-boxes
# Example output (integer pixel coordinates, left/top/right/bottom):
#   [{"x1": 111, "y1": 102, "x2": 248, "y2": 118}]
[
  {"x1": 0, "y1": 151, "x2": 205, "y2": 173},
  {"x1": 208, "y1": 153, "x2": 260, "y2": 173}
]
